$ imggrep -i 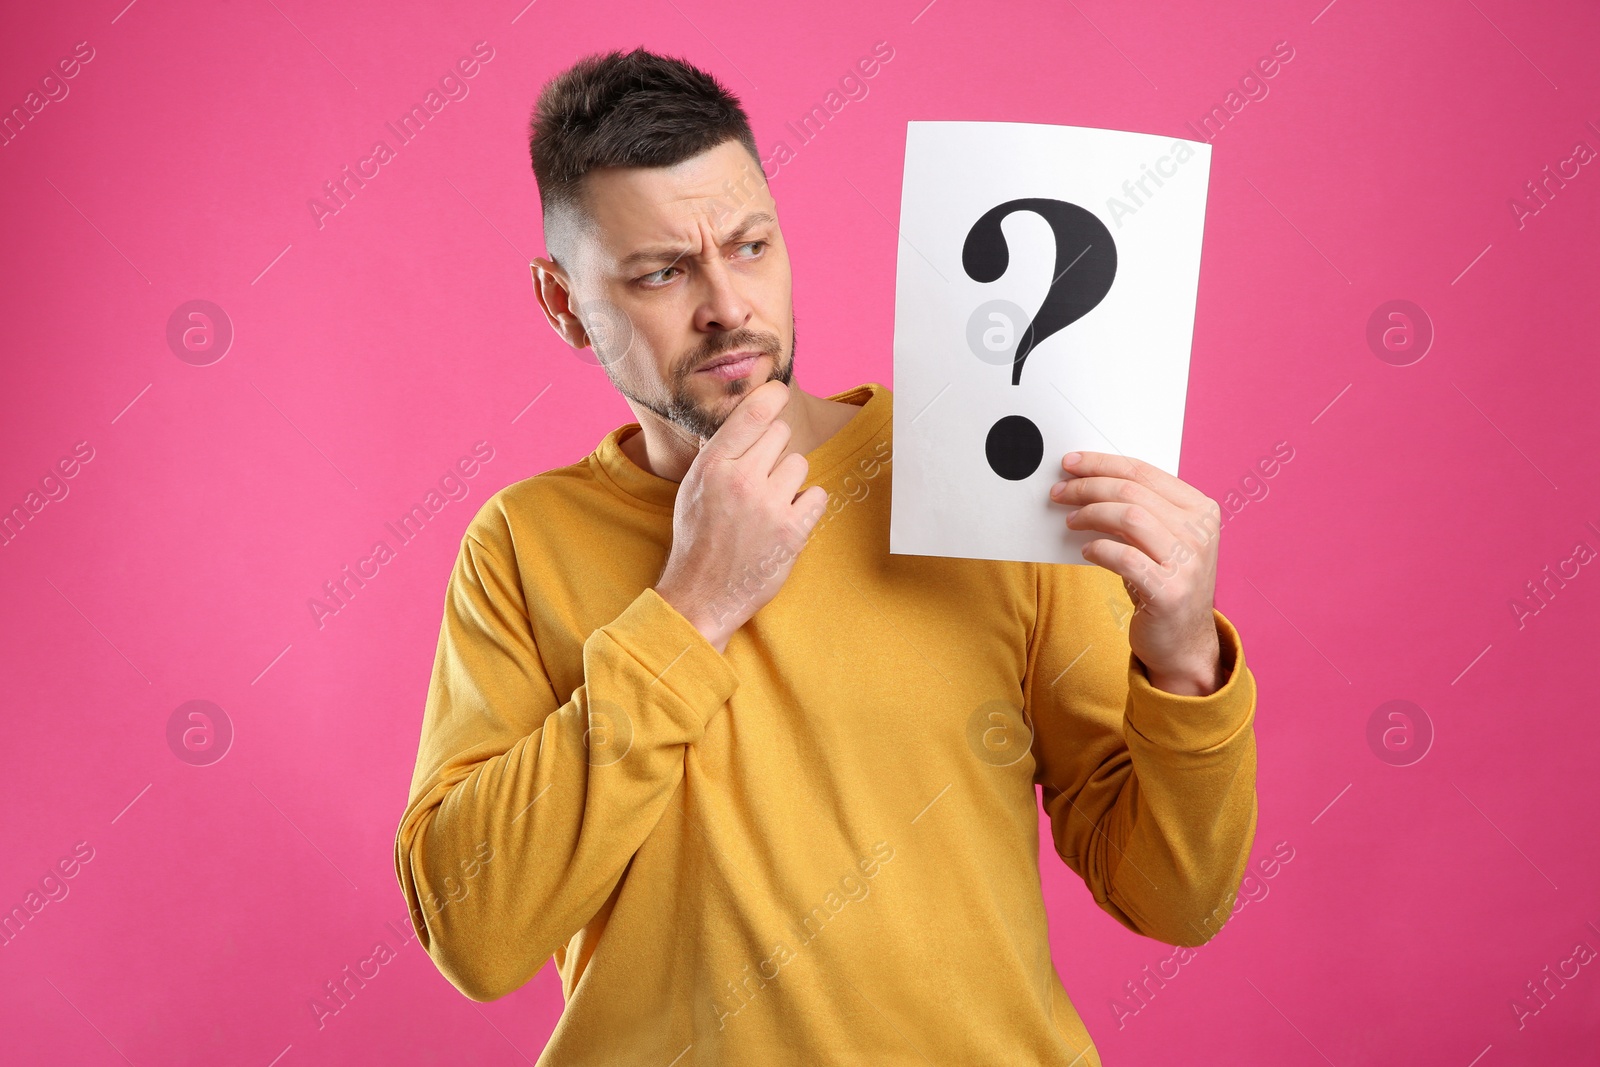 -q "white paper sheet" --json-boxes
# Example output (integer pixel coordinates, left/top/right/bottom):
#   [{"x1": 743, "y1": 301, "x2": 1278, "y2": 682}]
[{"x1": 888, "y1": 121, "x2": 1212, "y2": 565}]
